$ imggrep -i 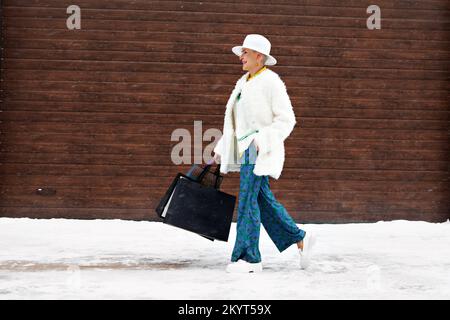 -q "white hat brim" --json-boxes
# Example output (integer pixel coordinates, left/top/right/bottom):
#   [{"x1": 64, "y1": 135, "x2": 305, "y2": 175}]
[{"x1": 232, "y1": 45, "x2": 277, "y2": 66}]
